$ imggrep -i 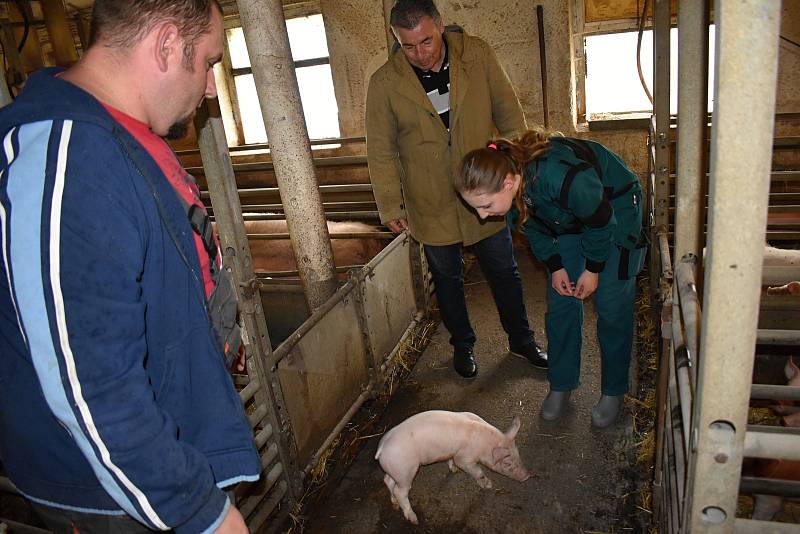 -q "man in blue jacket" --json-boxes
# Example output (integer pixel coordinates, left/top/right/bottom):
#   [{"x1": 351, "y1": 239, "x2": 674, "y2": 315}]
[{"x1": 0, "y1": 1, "x2": 260, "y2": 532}]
